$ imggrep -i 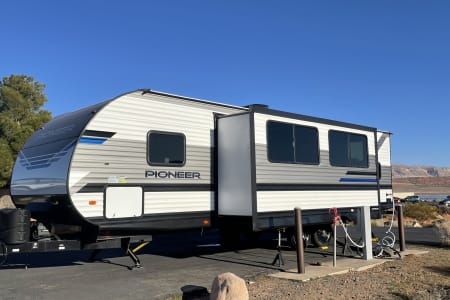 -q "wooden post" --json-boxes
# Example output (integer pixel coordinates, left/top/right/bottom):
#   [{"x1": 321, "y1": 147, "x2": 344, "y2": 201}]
[
  {"x1": 397, "y1": 205, "x2": 406, "y2": 251},
  {"x1": 294, "y1": 207, "x2": 305, "y2": 274}
]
